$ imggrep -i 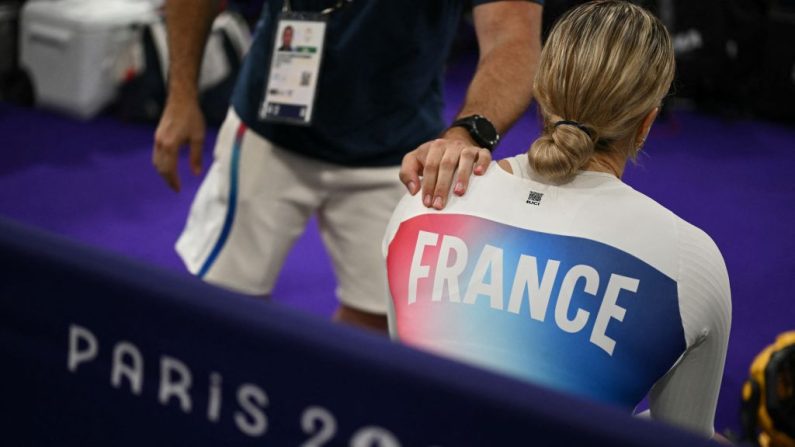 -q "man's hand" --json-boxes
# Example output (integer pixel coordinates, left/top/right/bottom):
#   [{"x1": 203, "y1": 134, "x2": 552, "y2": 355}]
[
  {"x1": 152, "y1": 97, "x2": 206, "y2": 192},
  {"x1": 152, "y1": 0, "x2": 218, "y2": 192},
  {"x1": 400, "y1": 1, "x2": 541, "y2": 210},
  {"x1": 399, "y1": 127, "x2": 492, "y2": 210}
]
